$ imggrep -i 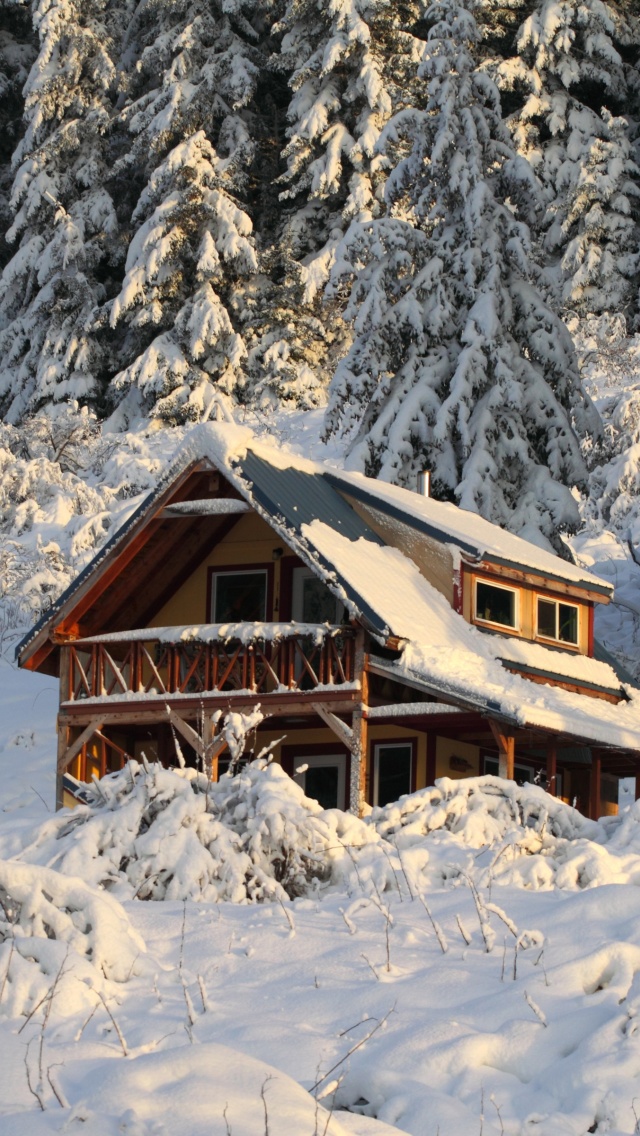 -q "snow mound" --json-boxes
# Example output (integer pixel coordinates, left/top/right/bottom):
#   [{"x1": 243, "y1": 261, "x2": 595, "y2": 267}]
[
  {"x1": 2, "y1": 1041, "x2": 358, "y2": 1136},
  {"x1": 0, "y1": 860, "x2": 145, "y2": 1019},
  {"x1": 17, "y1": 759, "x2": 386, "y2": 903}
]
